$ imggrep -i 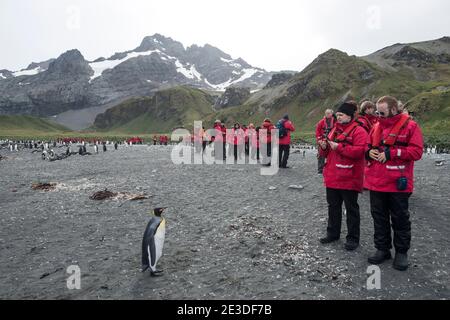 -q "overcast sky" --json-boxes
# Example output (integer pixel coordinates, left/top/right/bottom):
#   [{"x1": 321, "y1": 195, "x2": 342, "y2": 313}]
[{"x1": 1, "y1": 0, "x2": 449, "y2": 72}]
